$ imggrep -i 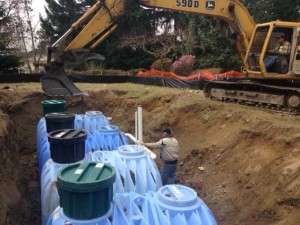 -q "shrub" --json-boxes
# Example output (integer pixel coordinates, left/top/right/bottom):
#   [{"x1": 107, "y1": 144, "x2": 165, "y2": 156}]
[
  {"x1": 151, "y1": 58, "x2": 172, "y2": 71},
  {"x1": 84, "y1": 60, "x2": 105, "y2": 74},
  {"x1": 0, "y1": 54, "x2": 20, "y2": 73},
  {"x1": 171, "y1": 55, "x2": 195, "y2": 76}
]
